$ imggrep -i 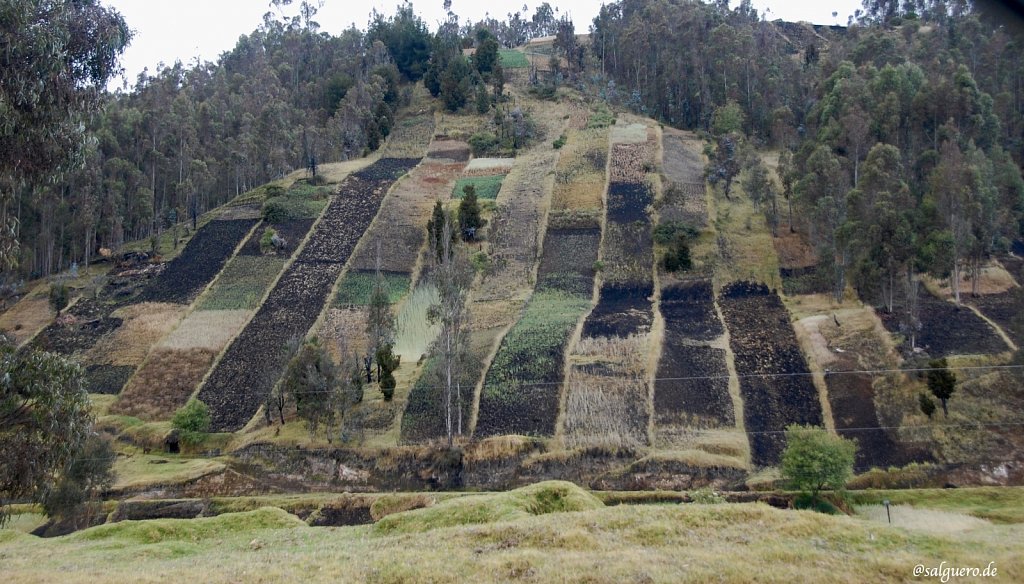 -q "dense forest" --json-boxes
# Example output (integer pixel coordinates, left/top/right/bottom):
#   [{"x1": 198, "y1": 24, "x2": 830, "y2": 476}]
[{"x1": 3, "y1": 0, "x2": 1024, "y2": 317}]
